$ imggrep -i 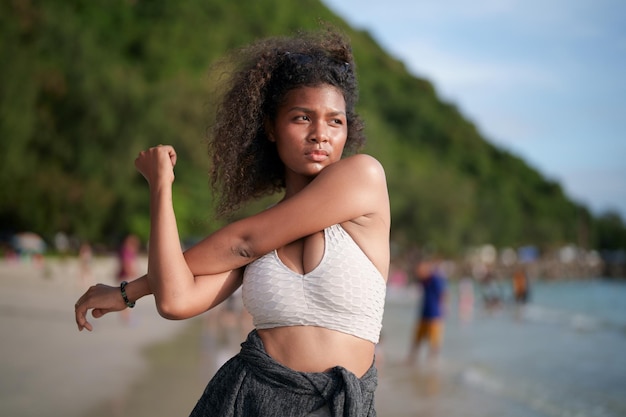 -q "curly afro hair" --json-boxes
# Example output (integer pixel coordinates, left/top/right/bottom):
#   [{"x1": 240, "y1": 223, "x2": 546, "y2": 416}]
[{"x1": 207, "y1": 28, "x2": 365, "y2": 217}]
